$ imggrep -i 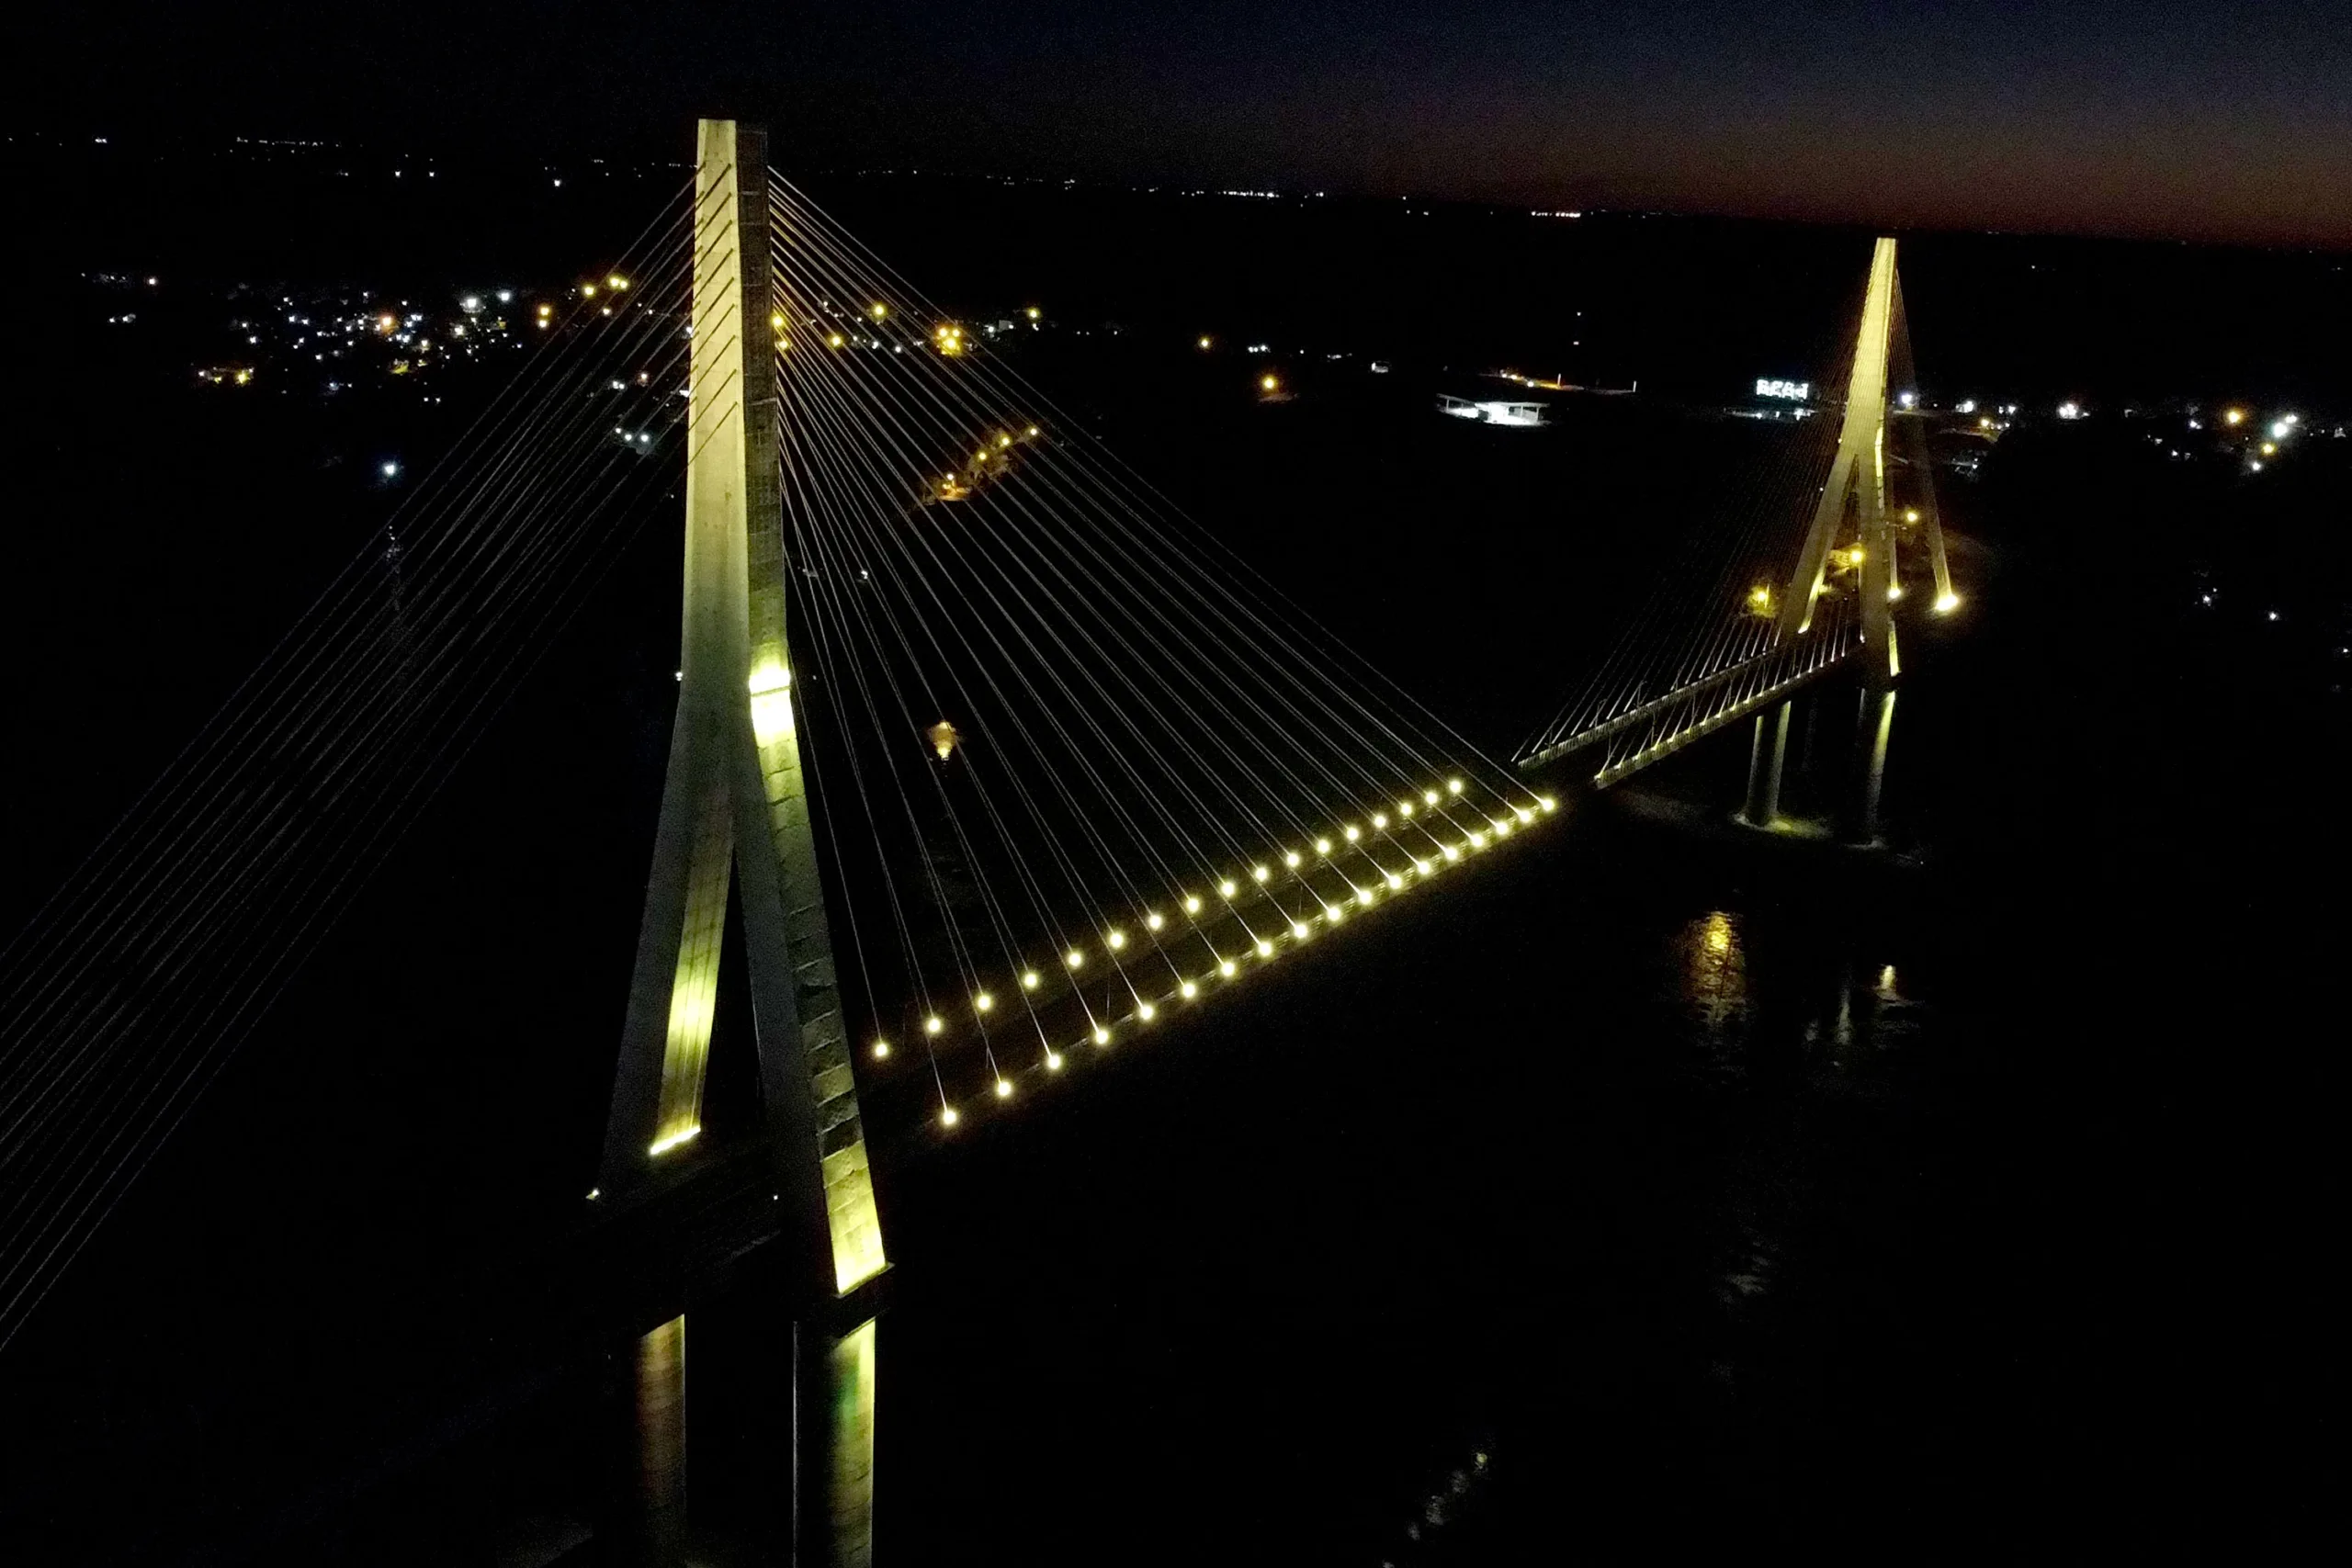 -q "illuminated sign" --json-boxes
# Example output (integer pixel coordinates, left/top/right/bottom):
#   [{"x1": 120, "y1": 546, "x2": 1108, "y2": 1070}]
[{"x1": 1756, "y1": 378, "x2": 1811, "y2": 401}]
